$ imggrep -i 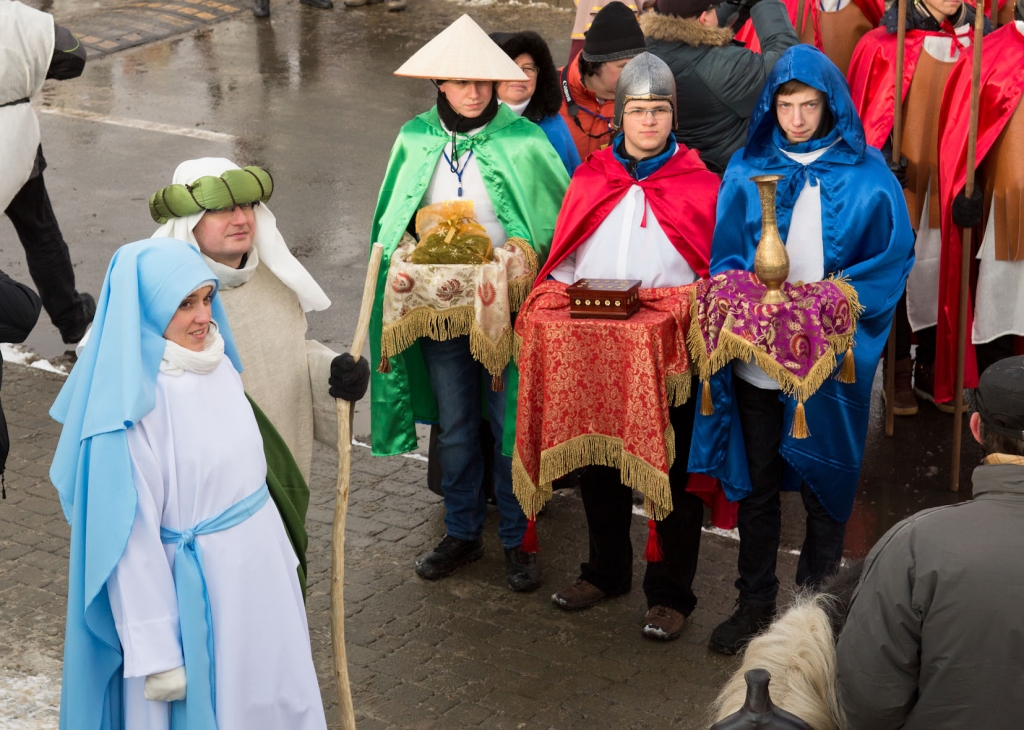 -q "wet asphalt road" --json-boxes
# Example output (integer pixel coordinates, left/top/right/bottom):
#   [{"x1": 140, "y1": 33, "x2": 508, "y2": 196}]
[{"x1": 4, "y1": 0, "x2": 980, "y2": 557}]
